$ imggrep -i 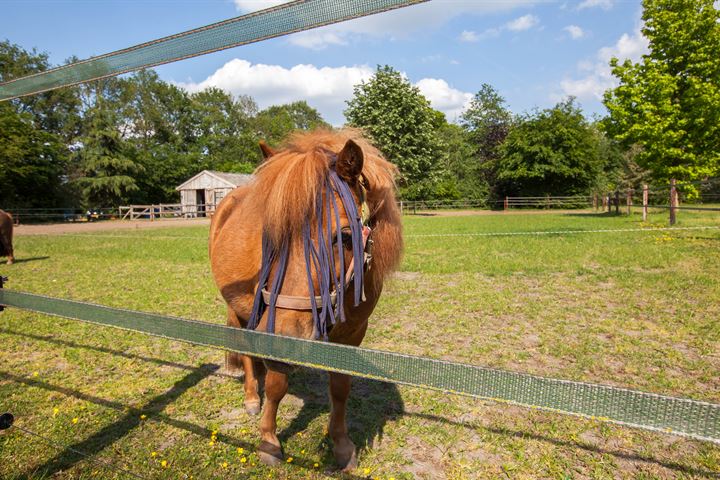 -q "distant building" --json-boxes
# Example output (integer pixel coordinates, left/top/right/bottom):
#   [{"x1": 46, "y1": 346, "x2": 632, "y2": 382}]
[{"x1": 176, "y1": 170, "x2": 253, "y2": 217}]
